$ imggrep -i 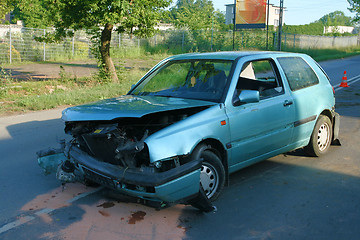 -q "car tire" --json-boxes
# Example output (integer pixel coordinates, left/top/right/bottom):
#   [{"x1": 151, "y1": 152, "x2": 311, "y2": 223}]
[
  {"x1": 305, "y1": 115, "x2": 333, "y2": 157},
  {"x1": 191, "y1": 144, "x2": 225, "y2": 201}
]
